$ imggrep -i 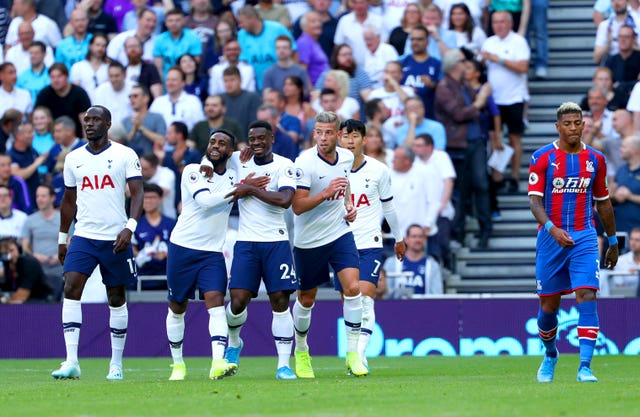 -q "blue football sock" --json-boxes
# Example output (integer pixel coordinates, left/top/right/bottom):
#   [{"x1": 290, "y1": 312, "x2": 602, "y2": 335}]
[
  {"x1": 537, "y1": 308, "x2": 558, "y2": 357},
  {"x1": 576, "y1": 301, "x2": 599, "y2": 369}
]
